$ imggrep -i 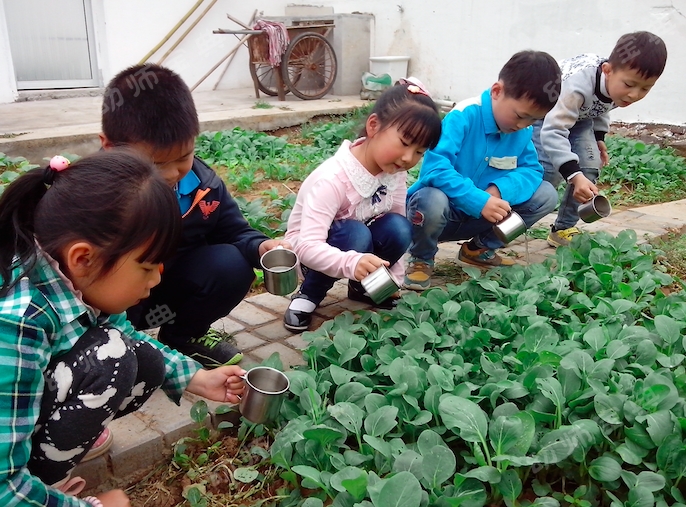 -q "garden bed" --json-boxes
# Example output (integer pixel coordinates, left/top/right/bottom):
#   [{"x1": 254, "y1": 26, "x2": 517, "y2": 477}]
[
  {"x1": 3, "y1": 113, "x2": 686, "y2": 506},
  {"x1": 109, "y1": 229, "x2": 686, "y2": 507}
]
